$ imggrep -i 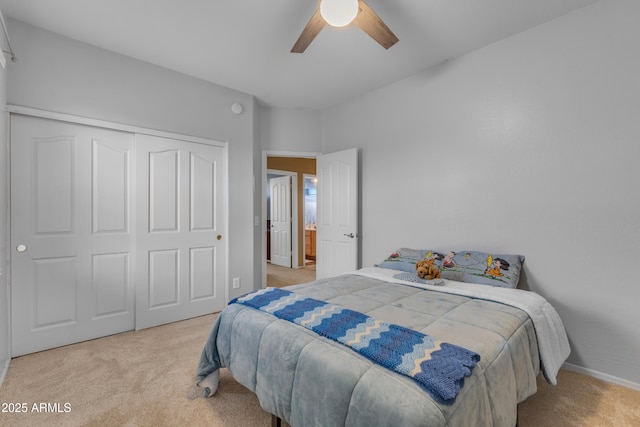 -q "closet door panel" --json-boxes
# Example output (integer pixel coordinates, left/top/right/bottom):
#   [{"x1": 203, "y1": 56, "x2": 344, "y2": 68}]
[
  {"x1": 136, "y1": 134, "x2": 227, "y2": 329},
  {"x1": 10, "y1": 114, "x2": 135, "y2": 356}
]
